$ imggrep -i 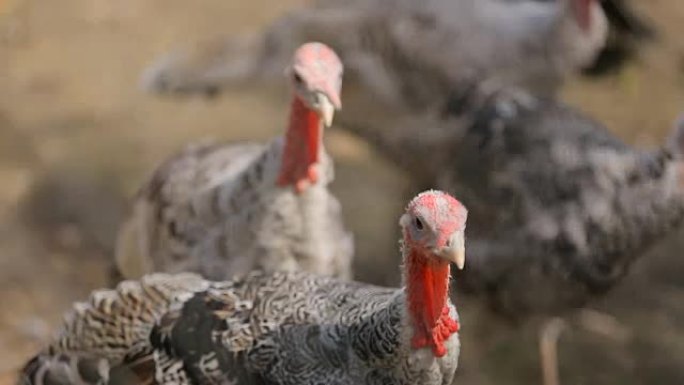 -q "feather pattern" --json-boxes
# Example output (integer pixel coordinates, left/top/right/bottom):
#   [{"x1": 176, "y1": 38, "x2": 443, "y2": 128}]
[
  {"x1": 115, "y1": 139, "x2": 353, "y2": 281},
  {"x1": 21, "y1": 272, "x2": 459, "y2": 385},
  {"x1": 23, "y1": 191, "x2": 467, "y2": 385},
  {"x1": 347, "y1": 84, "x2": 684, "y2": 315},
  {"x1": 115, "y1": 43, "x2": 353, "y2": 282}
]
